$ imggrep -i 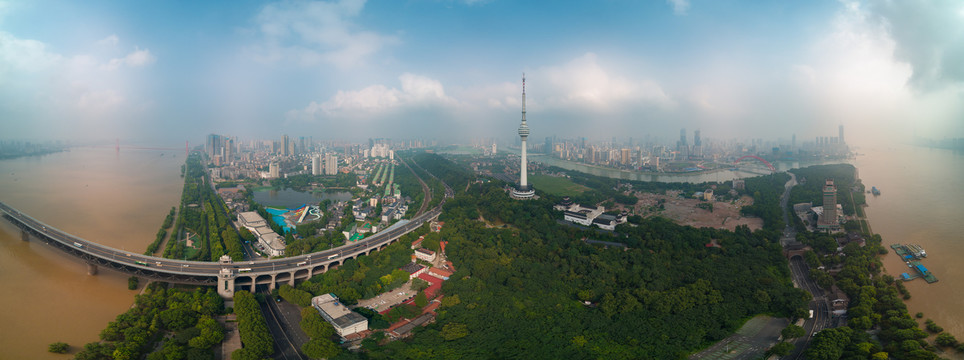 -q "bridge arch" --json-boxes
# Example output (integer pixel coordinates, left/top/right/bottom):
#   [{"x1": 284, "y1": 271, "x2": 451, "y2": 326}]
[
  {"x1": 311, "y1": 264, "x2": 327, "y2": 275},
  {"x1": 735, "y1": 155, "x2": 775, "y2": 171}
]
